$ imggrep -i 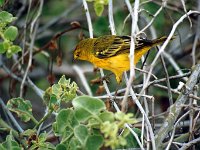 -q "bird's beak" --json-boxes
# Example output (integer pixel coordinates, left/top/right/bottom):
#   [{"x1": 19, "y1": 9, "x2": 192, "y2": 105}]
[{"x1": 74, "y1": 55, "x2": 78, "y2": 60}]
